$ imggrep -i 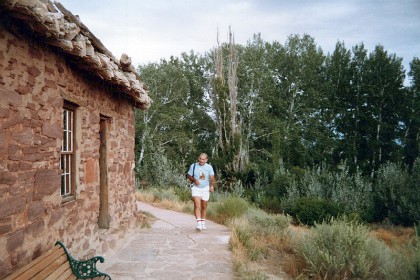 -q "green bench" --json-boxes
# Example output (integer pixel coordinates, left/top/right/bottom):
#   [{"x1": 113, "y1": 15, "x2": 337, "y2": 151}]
[{"x1": 5, "y1": 241, "x2": 111, "y2": 280}]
